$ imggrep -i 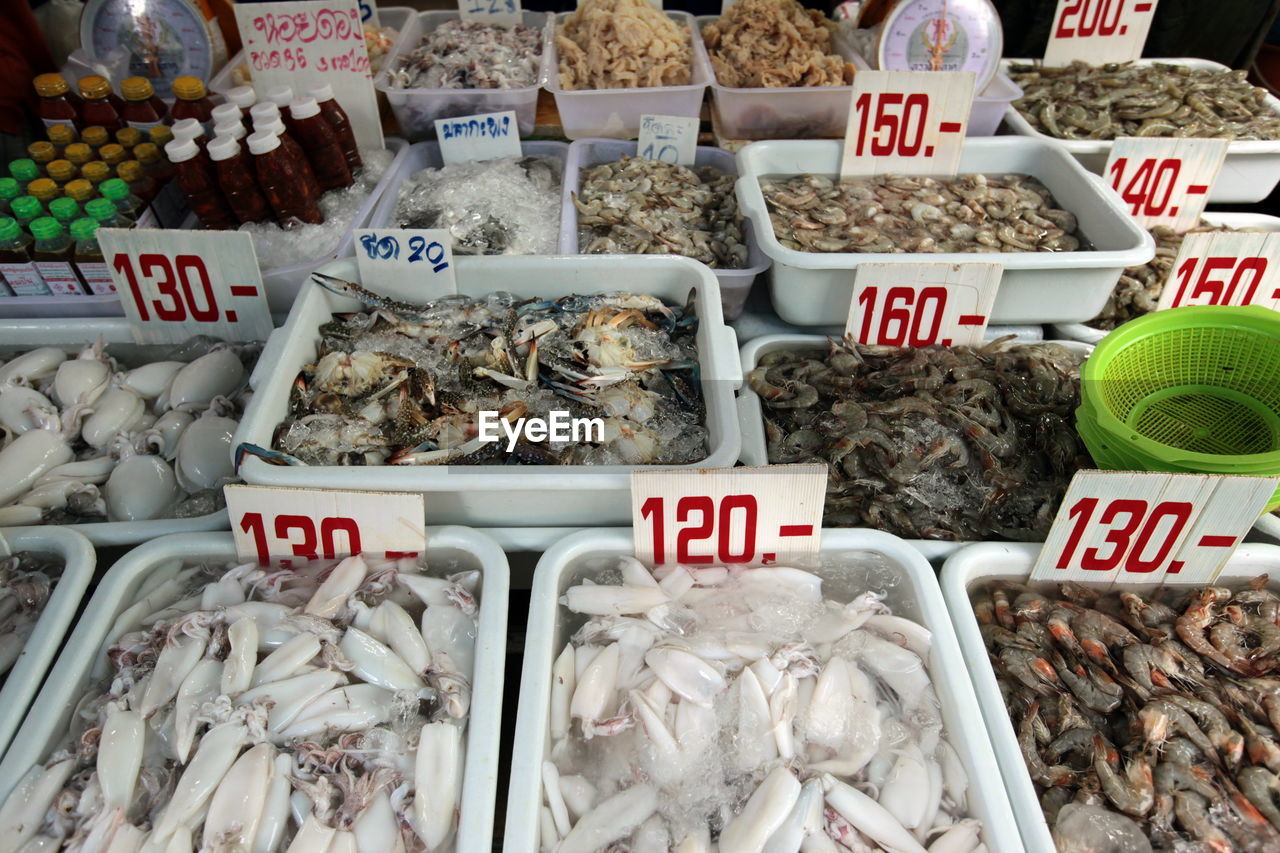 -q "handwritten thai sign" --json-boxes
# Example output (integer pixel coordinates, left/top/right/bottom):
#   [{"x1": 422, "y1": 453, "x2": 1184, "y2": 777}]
[{"x1": 435, "y1": 111, "x2": 522, "y2": 164}]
